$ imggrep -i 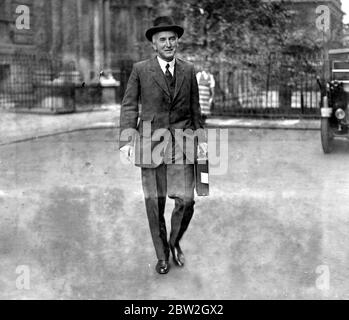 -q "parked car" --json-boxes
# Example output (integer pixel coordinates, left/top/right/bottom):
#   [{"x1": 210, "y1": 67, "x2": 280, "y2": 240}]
[{"x1": 319, "y1": 48, "x2": 349, "y2": 153}]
